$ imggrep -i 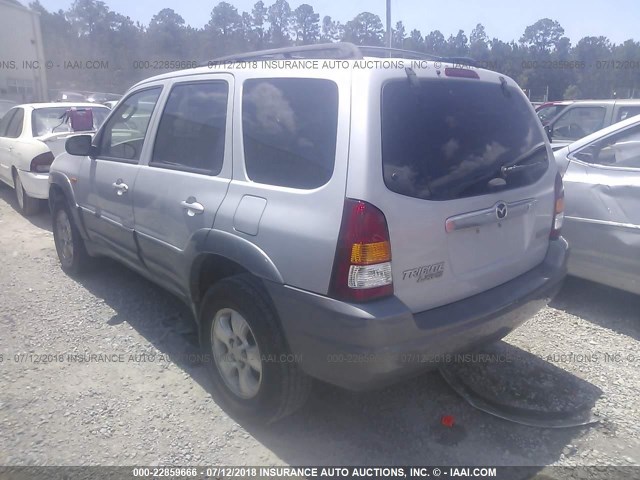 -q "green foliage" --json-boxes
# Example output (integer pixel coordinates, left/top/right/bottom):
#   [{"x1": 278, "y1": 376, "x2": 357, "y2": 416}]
[{"x1": 31, "y1": 1, "x2": 640, "y2": 101}]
